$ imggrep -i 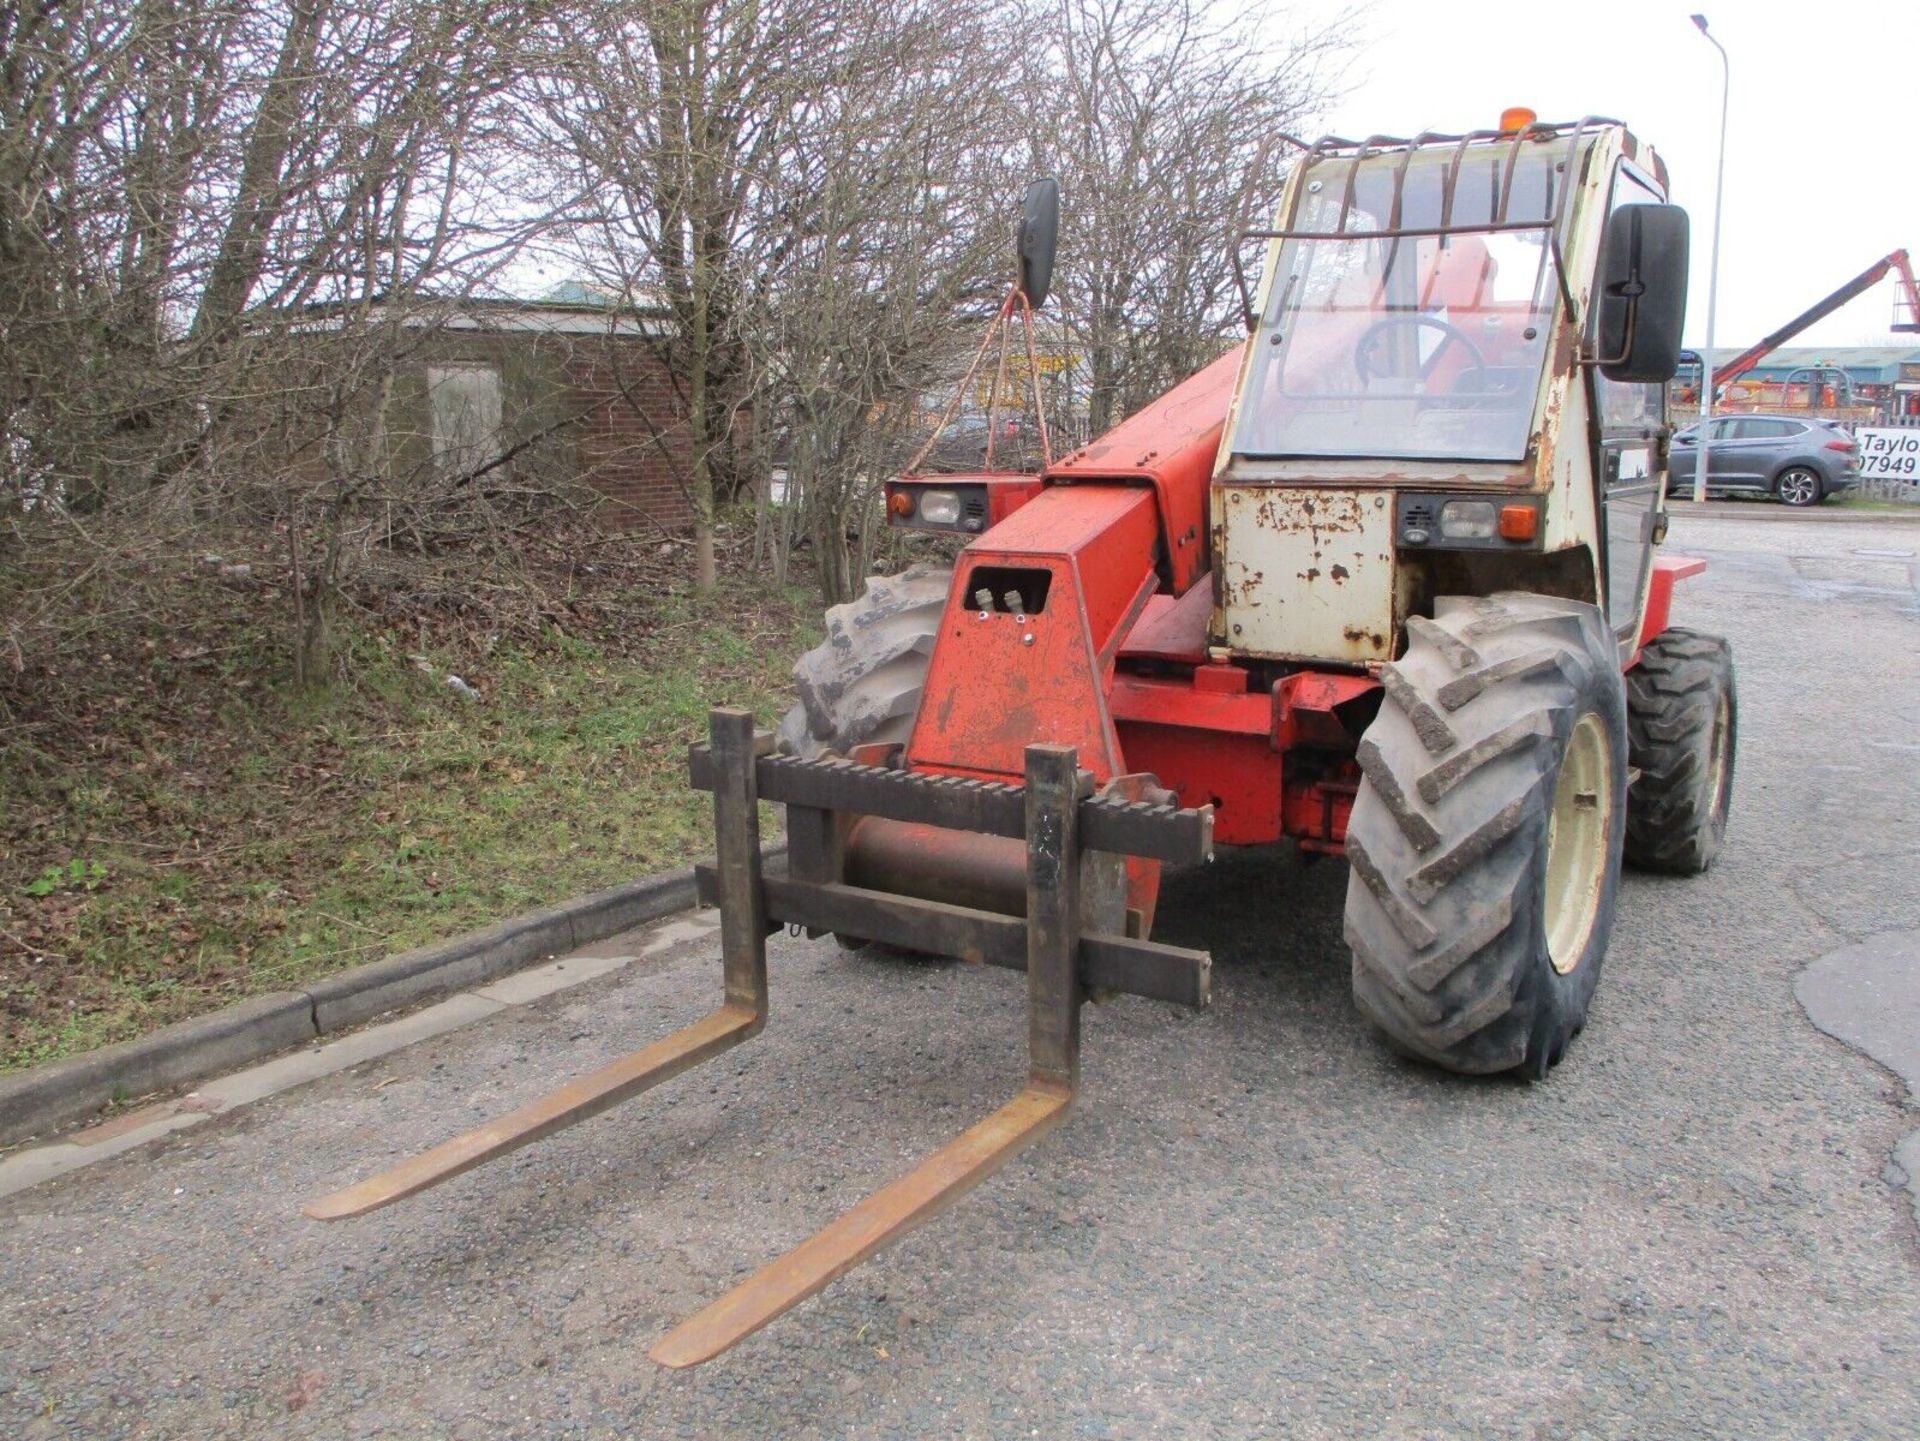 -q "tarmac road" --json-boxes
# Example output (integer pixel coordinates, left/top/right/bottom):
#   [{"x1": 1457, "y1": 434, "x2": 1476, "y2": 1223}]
[{"x1": 2, "y1": 510, "x2": 1917, "y2": 1440}]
